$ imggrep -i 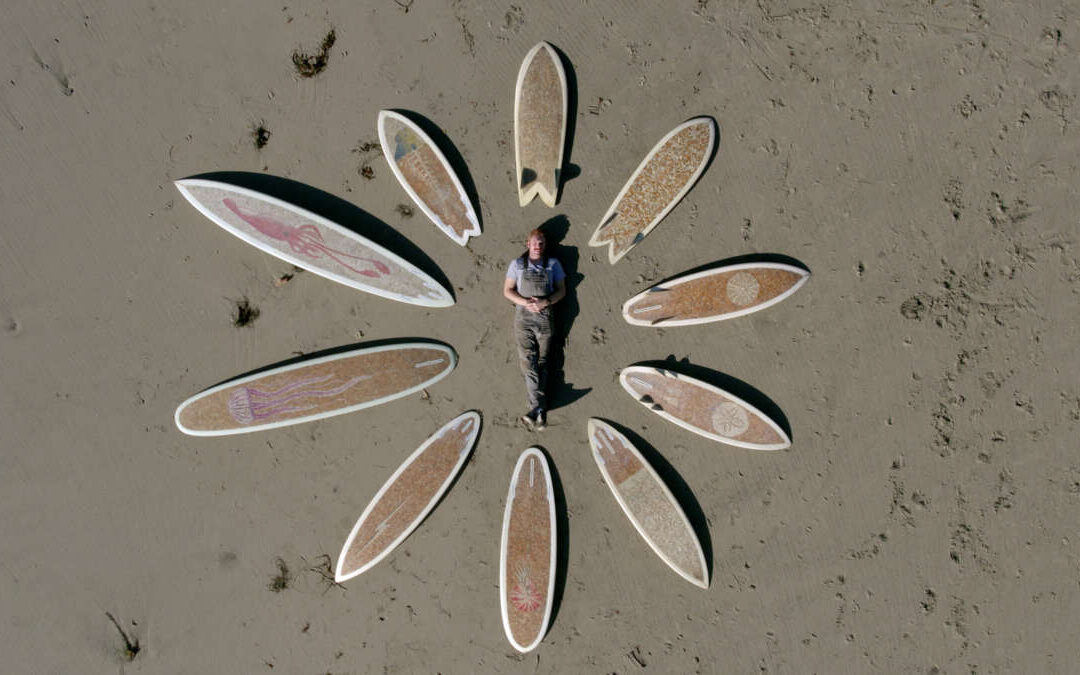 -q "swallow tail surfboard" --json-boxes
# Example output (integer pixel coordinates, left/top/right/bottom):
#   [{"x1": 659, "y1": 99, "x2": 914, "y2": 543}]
[
  {"x1": 175, "y1": 179, "x2": 452, "y2": 306},
  {"x1": 514, "y1": 41, "x2": 567, "y2": 207},
  {"x1": 335, "y1": 411, "x2": 481, "y2": 582},
  {"x1": 175, "y1": 342, "x2": 456, "y2": 436},
  {"x1": 620, "y1": 365, "x2": 790, "y2": 450},
  {"x1": 378, "y1": 110, "x2": 481, "y2": 246},
  {"x1": 500, "y1": 447, "x2": 556, "y2": 653},
  {"x1": 588, "y1": 419, "x2": 708, "y2": 588},
  {"x1": 589, "y1": 117, "x2": 715, "y2": 264},
  {"x1": 623, "y1": 262, "x2": 809, "y2": 326}
]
